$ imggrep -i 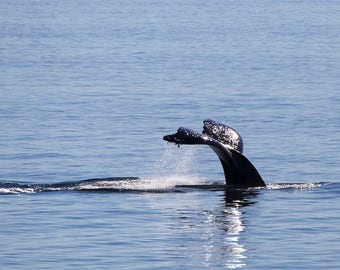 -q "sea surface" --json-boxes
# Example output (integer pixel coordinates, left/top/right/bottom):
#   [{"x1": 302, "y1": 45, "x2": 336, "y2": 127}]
[{"x1": 1, "y1": 0, "x2": 340, "y2": 269}]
